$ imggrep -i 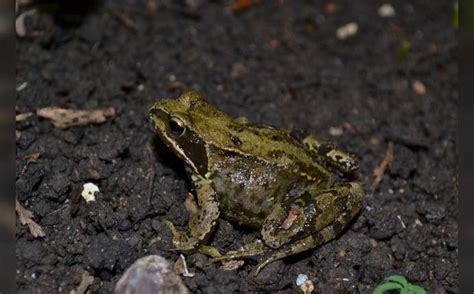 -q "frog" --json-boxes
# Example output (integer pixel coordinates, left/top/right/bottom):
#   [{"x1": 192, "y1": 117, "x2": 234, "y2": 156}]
[{"x1": 149, "y1": 91, "x2": 364, "y2": 276}]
